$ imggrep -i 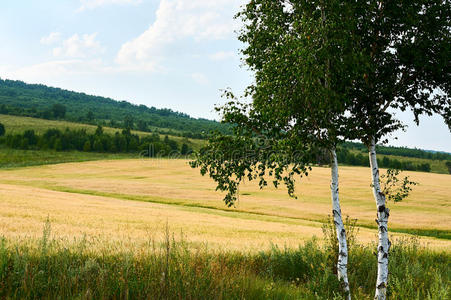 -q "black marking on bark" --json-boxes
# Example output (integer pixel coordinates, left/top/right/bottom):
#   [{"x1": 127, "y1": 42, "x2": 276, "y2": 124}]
[
  {"x1": 379, "y1": 226, "x2": 387, "y2": 233},
  {"x1": 378, "y1": 205, "x2": 386, "y2": 213},
  {"x1": 383, "y1": 252, "x2": 388, "y2": 259},
  {"x1": 379, "y1": 246, "x2": 384, "y2": 252},
  {"x1": 332, "y1": 209, "x2": 339, "y2": 216},
  {"x1": 377, "y1": 282, "x2": 387, "y2": 289},
  {"x1": 375, "y1": 219, "x2": 379, "y2": 225}
]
